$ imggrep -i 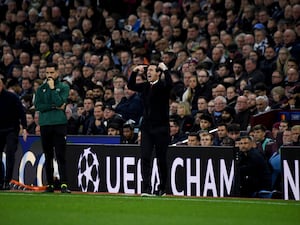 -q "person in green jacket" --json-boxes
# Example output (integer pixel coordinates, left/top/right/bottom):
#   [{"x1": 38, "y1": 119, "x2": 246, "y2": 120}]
[{"x1": 34, "y1": 63, "x2": 71, "y2": 193}]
